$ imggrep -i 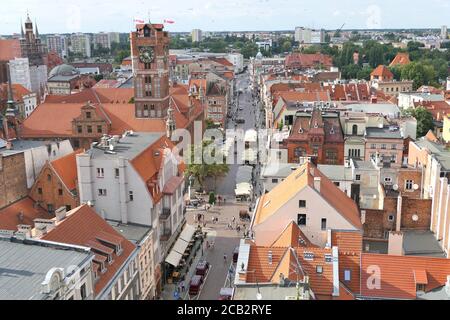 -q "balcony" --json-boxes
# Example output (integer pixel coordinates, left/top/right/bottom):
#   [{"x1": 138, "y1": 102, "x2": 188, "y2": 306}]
[
  {"x1": 160, "y1": 229, "x2": 172, "y2": 242},
  {"x1": 160, "y1": 208, "x2": 171, "y2": 220}
]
